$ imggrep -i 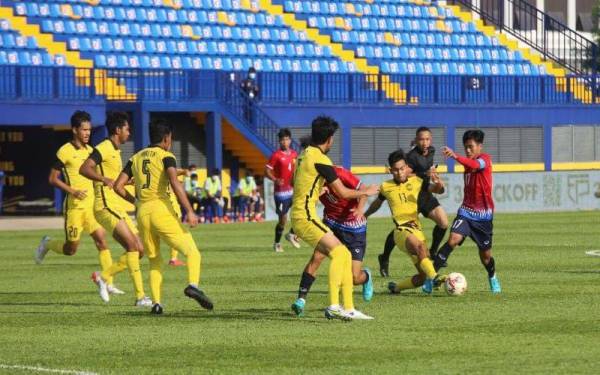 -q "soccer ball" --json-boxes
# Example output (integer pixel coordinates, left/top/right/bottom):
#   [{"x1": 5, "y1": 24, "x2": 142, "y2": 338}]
[{"x1": 444, "y1": 272, "x2": 467, "y2": 296}]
